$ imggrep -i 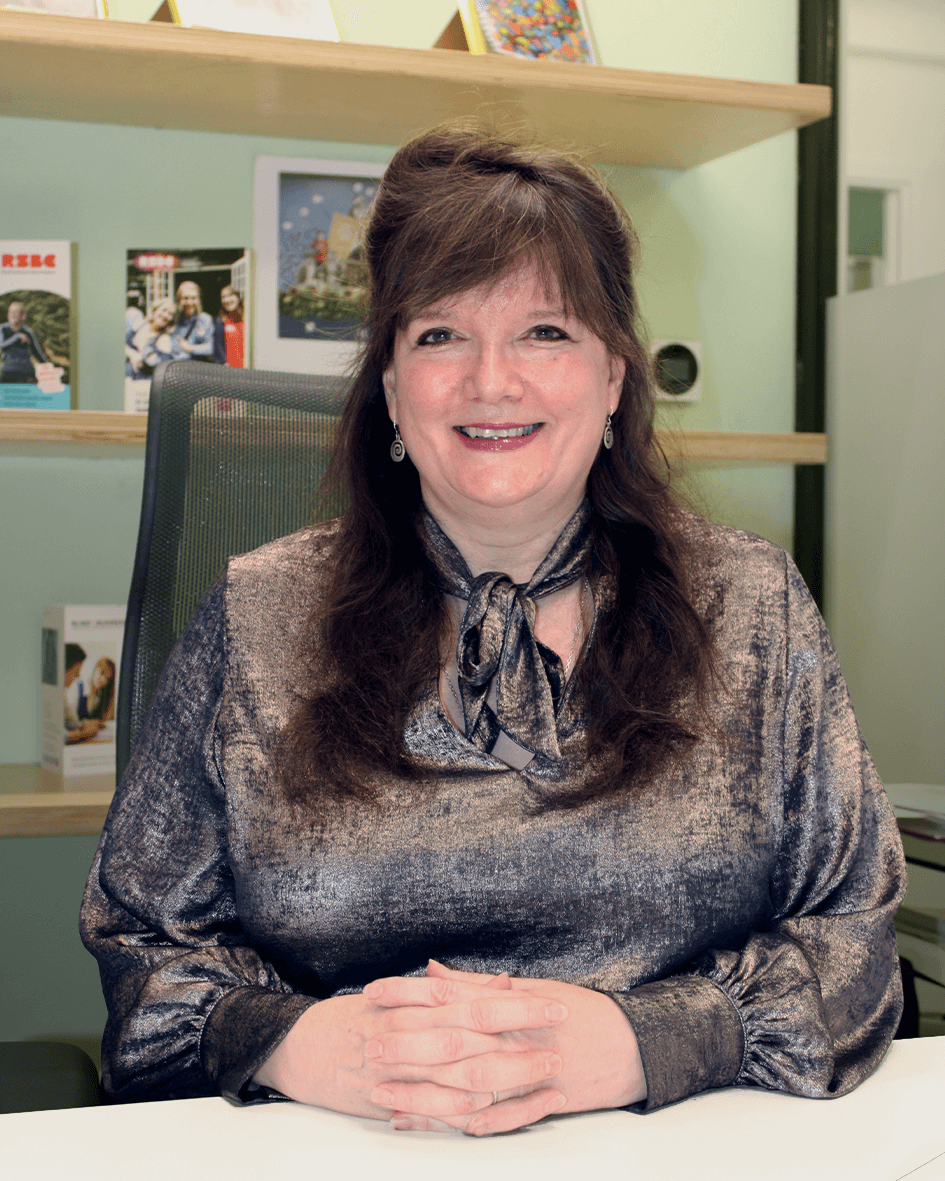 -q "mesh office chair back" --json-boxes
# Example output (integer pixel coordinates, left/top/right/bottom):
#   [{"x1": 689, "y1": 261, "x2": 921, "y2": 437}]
[{"x1": 116, "y1": 359, "x2": 351, "y2": 780}]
